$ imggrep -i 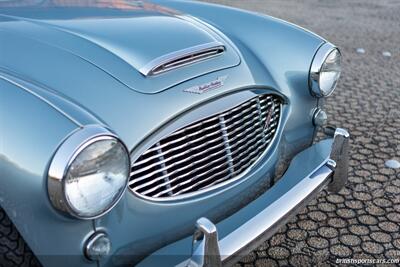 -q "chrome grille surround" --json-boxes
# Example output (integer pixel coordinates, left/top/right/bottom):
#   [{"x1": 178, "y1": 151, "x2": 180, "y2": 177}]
[{"x1": 129, "y1": 94, "x2": 282, "y2": 200}]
